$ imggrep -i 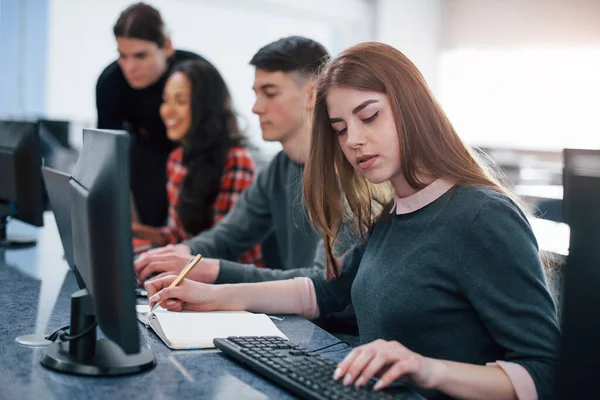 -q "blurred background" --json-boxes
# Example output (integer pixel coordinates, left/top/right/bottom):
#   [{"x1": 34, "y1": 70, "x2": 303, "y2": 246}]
[{"x1": 1, "y1": 0, "x2": 598, "y2": 208}]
